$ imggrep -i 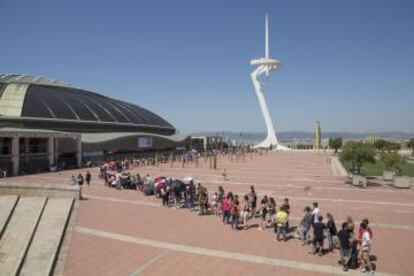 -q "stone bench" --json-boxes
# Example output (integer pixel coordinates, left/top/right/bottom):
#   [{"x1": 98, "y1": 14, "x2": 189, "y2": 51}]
[
  {"x1": 392, "y1": 176, "x2": 412, "y2": 189},
  {"x1": 352, "y1": 175, "x2": 367, "y2": 188},
  {"x1": 383, "y1": 171, "x2": 396, "y2": 181}
]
